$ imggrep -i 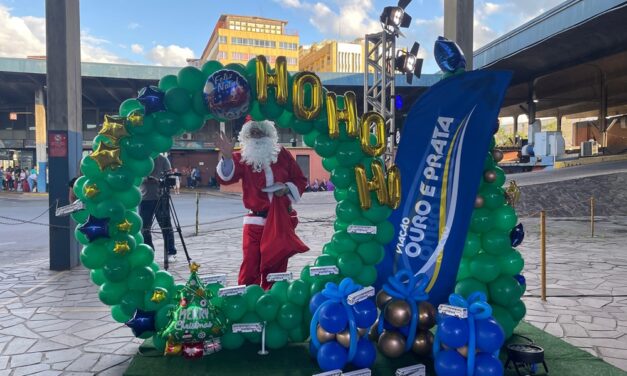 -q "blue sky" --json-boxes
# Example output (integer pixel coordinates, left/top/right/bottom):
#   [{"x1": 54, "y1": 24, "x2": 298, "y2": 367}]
[{"x1": 0, "y1": 0, "x2": 565, "y2": 72}]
